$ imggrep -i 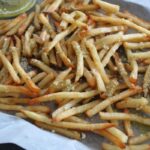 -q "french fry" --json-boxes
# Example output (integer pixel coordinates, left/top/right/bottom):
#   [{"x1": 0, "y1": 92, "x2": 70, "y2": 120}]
[
  {"x1": 30, "y1": 59, "x2": 57, "y2": 75},
  {"x1": 0, "y1": 51, "x2": 20, "y2": 84},
  {"x1": 86, "y1": 87, "x2": 141, "y2": 117},
  {"x1": 55, "y1": 43, "x2": 74, "y2": 68},
  {"x1": 87, "y1": 26, "x2": 124, "y2": 37},
  {"x1": 11, "y1": 48, "x2": 40, "y2": 94},
  {"x1": 6, "y1": 14, "x2": 27, "y2": 36},
  {"x1": 38, "y1": 73, "x2": 55, "y2": 89},
  {"x1": 54, "y1": 100, "x2": 99, "y2": 121},
  {"x1": 30, "y1": 90, "x2": 99, "y2": 104},
  {"x1": 44, "y1": 0, "x2": 63, "y2": 13},
  {"x1": 22, "y1": 110, "x2": 115, "y2": 131},
  {"x1": 117, "y1": 11, "x2": 150, "y2": 29},
  {"x1": 123, "y1": 109, "x2": 134, "y2": 137},
  {"x1": 143, "y1": 65, "x2": 150, "y2": 97},
  {"x1": 102, "y1": 42, "x2": 121, "y2": 67},
  {"x1": 0, "y1": 98, "x2": 29, "y2": 105},
  {"x1": 34, "y1": 5, "x2": 41, "y2": 30},
  {"x1": 102, "y1": 143, "x2": 150, "y2": 150},
  {"x1": 83, "y1": 67, "x2": 96, "y2": 88},
  {"x1": 116, "y1": 97, "x2": 148, "y2": 110},
  {"x1": 18, "y1": 12, "x2": 35, "y2": 35},
  {"x1": 35, "y1": 121, "x2": 81, "y2": 140},
  {"x1": 72, "y1": 41, "x2": 84, "y2": 82},
  {"x1": 124, "y1": 42, "x2": 150, "y2": 50},
  {"x1": 129, "y1": 132, "x2": 150, "y2": 144},
  {"x1": 0, "y1": 84, "x2": 34, "y2": 97},
  {"x1": 93, "y1": 0, "x2": 120, "y2": 14},
  {"x1": 85, "y1": 56, "x2": 106, "y2": 92},
  {"x1": 24, "y1": 26, "x2": 35, "y2": 57},
  {"x1": 96, "y1": 32, "x2": 123, "y2": 49},
  {"x1": 99, "y1": 112, "x2": 150, "y2": 126},
  {"x1": 90, "y1": 15, "x2": 150, "y2": 35},
  {"x1": 122, "y1": 33, "x2": 149, "y2": 42},
  {"x1": 44, "y1": 25, "x2": 76, "y2": 53},
  {"x1": 113, "y1": 53, "x2": 134, "y2": 88},
  {"x1": 32, "y1": 72, "x2": 47, "y2": 84},
  {"x1": 0, "y1": 14, "x2": 27, "y2": 35},
  {"x1": 85, "y1": 39, "x2": 109, "y2": 84}
]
